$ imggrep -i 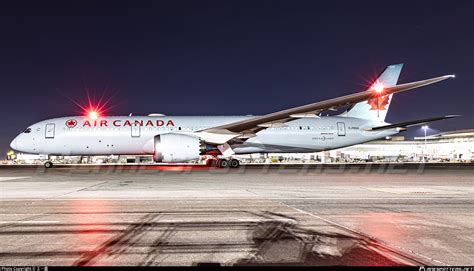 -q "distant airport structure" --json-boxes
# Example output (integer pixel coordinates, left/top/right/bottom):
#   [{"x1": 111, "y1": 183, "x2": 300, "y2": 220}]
[
  {"x1": 319, "y1": 129, "x2": 474, "y2": 163},
  {"x1": 5, "y1": 129, "x2": 473, "y2": 165},
  {"x1": 243, "y1": 129, "x2": 474, "y2": 163}
]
